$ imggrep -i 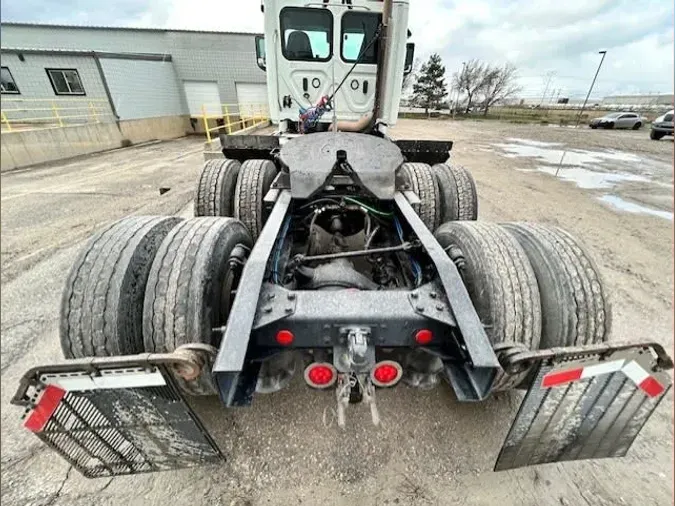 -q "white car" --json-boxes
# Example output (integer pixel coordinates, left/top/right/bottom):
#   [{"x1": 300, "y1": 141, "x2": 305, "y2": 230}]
[
  {"x1": 589, "y1": 112, "x2": 644, "y2": 130},
  {"x1": 650, "y1": 109, "x2": 674, "y2": 140}
]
